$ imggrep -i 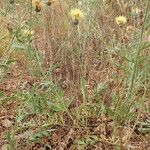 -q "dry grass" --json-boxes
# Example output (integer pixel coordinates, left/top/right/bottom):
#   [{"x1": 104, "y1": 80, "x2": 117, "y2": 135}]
[{"x1": 0, "y1": 0, "x2": 150, "y2": 149}]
